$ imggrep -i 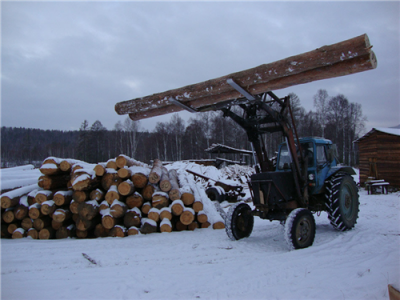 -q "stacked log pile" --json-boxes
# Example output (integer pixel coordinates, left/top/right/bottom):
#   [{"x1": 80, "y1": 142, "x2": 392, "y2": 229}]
[{"x1": 1, "y1": 155, "x2": 225, "y2": 240}]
